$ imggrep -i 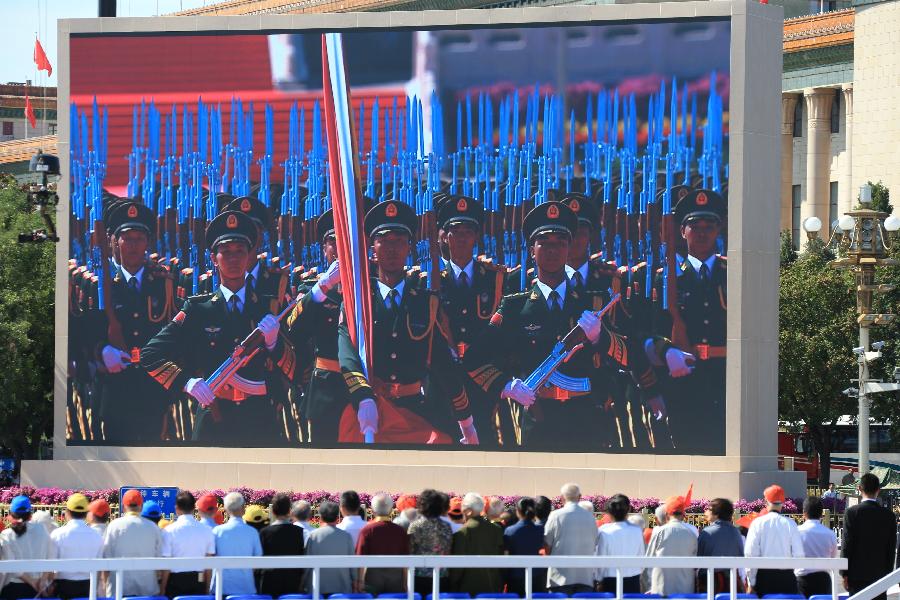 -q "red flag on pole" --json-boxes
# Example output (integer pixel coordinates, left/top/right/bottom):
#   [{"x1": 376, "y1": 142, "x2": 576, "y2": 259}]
[
  {"x1": 321, "y1": 33, "x2": 374, "y2": 380},
  {"x1": 34, "y1": 39, "x2": 52, "y2": 76},
  {"x1": 24, "y1": 95, "x2": 37, "y2": 129}
]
